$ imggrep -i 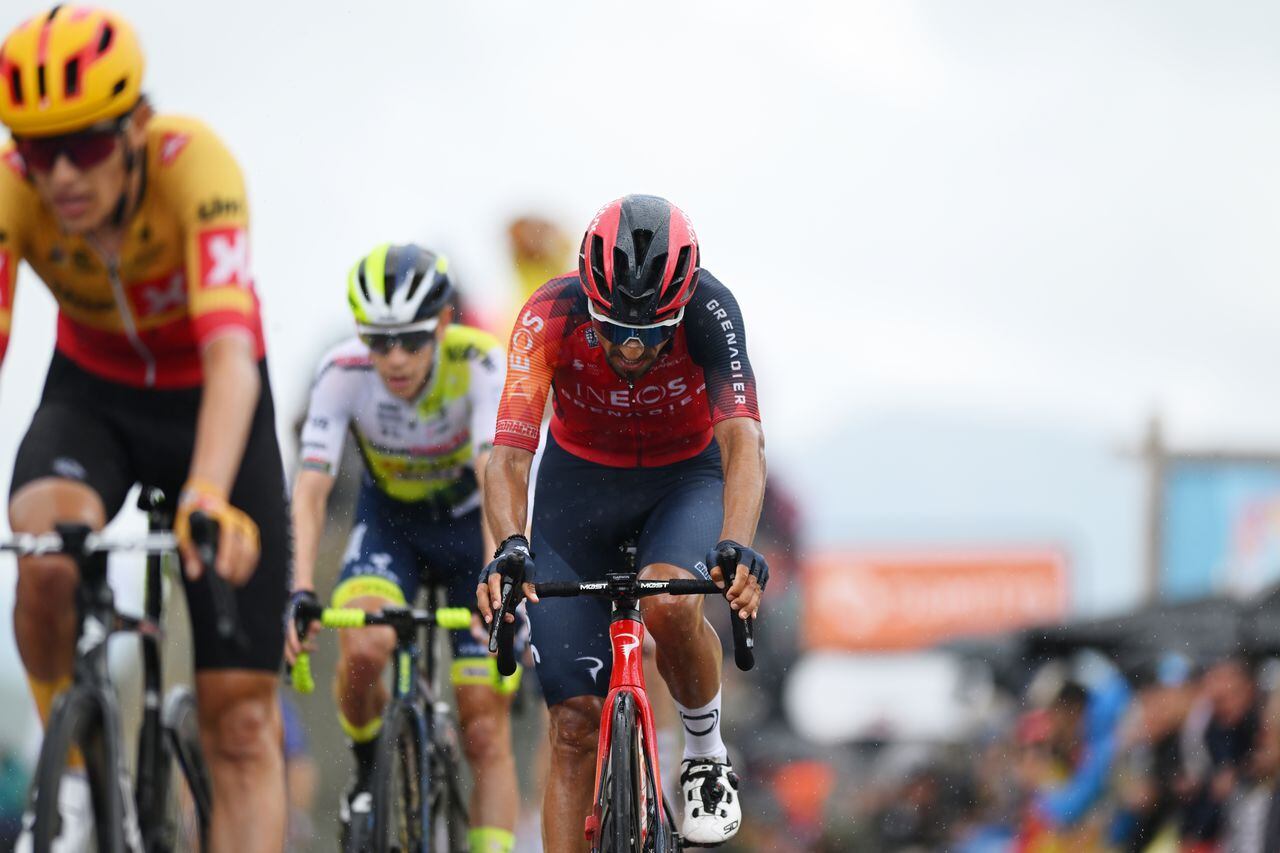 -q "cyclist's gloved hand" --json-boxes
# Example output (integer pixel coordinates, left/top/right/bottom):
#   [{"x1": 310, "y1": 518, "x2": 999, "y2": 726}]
[
  {"x1": 284, "y1": 589, "x2": 321, "y2": 665},
  {"x1": 175, "y1": 477, "x2": 260, "y2": 584},
  {"x1": 477, "y1": 534, "x2": 540, "y2": 625},
  {"x1": 706, "y1": 539, "x2": 769, "y2": 619}
]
